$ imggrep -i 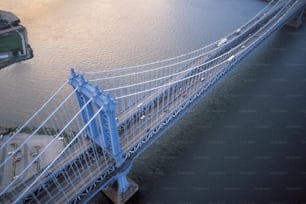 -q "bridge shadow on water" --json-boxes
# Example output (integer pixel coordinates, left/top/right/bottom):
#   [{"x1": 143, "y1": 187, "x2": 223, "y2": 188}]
[{"x1": 91, "y1": 24, "x2": 306, "y2": 204}]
